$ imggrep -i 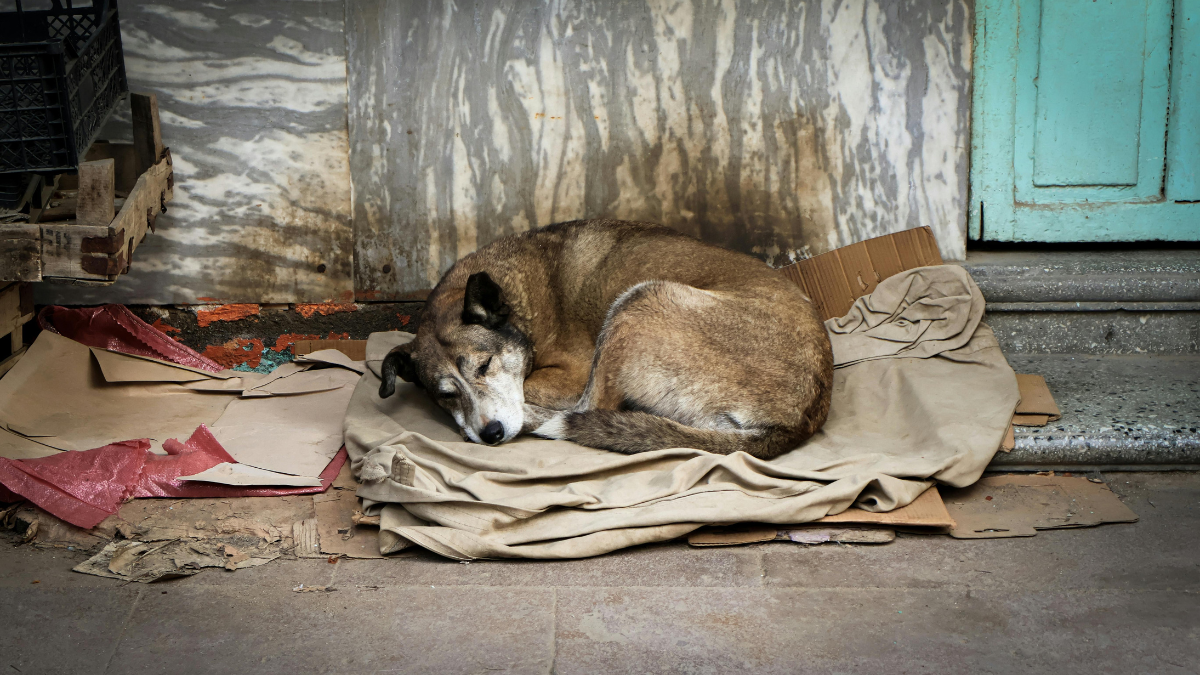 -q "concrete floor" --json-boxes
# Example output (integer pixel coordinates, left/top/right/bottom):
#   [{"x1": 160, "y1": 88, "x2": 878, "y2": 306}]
[{"x1": 2, "y1": 472, "x2": 1198, "y2": 675}]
